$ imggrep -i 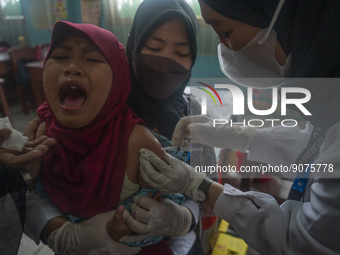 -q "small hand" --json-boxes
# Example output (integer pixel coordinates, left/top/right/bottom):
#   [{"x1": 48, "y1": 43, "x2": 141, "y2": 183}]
[
  {"x1": 0, "y1": 118, "x2": 55, "y2": 180},
  {"x1": 23, "y1": 118, "x2": 47, "y2": 140},
  {"x1": 106, "y1": 205, "x2": 134, "y2": 241},
  {"x1": 0, "y1": 128, "x2": 12, "y2": 144}
]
